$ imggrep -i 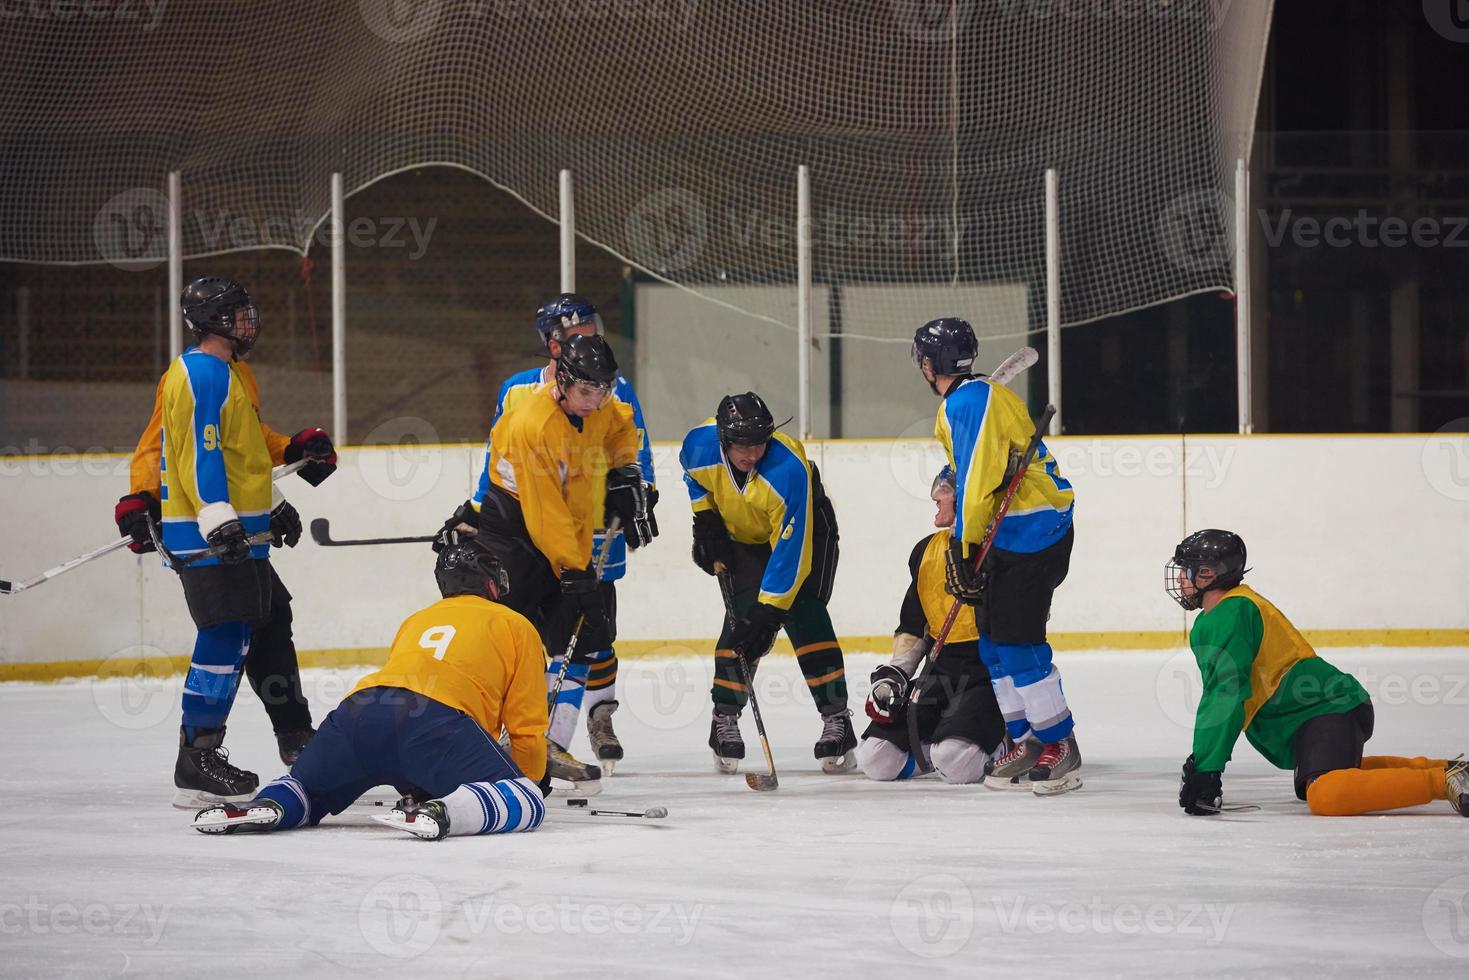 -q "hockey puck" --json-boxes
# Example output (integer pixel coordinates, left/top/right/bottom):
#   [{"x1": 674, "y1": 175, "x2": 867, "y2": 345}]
[{"x1": 567, "y1": 798, "x2": 589, "y2": 807}]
